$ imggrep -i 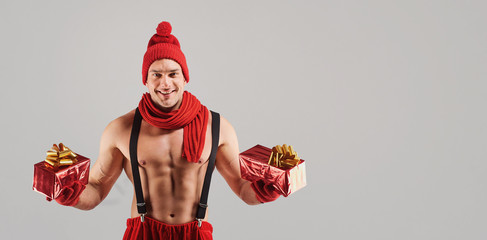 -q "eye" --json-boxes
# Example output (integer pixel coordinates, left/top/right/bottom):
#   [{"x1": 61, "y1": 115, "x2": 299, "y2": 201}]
[
  {"x1": 152, "y1": 73, "x2": 162, "y2": 78},
  {"x1": 169, "y1": 73, "x2": 177, "y2": 78}
]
